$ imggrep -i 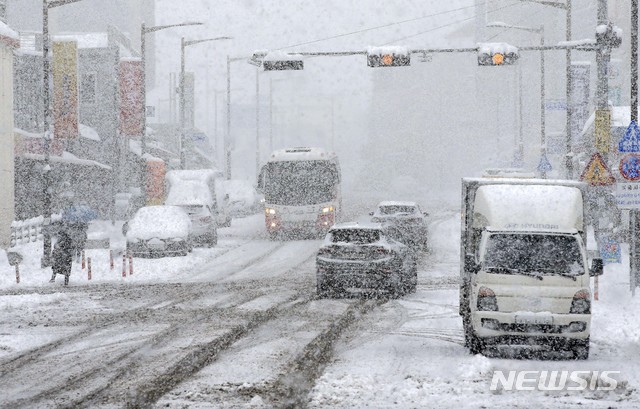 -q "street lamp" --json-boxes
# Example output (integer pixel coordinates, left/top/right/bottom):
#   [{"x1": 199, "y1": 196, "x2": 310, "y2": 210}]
[
  {"x1": 269, "y1": 78, "x2": 287, "y2": 152},
  {"x1": 516, "y1": 0, "x2": 573, "y2": 178},
  {"x1": 41, "y1": 0, "x2": 85, "y2": 267},
  {"x1": 487, "y1": 22, "x2": 546, "y2": 177},
  {"x1": 179, "y1": 36, "x2": 232, "y2": 169},
  {"x1": 140, "y1": 21, "x2": 203, "y2": 156},
  {"x1": 226, "y1": 55, "x2": 250, "y2": 179}
]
